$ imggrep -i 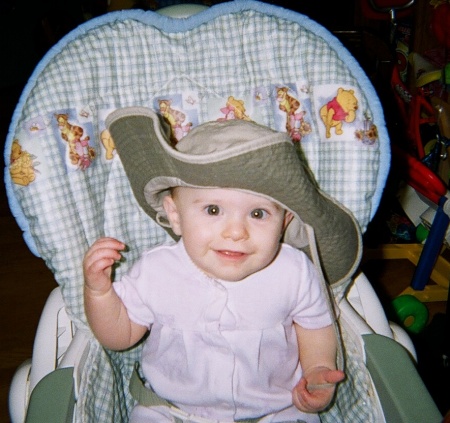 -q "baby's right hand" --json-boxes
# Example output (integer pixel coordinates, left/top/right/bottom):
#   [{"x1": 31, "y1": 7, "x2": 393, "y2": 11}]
[{"x1": 83, "y1": 237, "x2": 125, "y2": 295}]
